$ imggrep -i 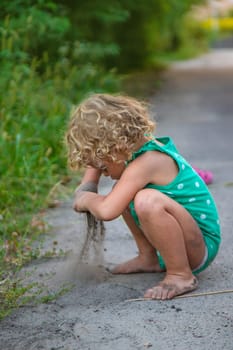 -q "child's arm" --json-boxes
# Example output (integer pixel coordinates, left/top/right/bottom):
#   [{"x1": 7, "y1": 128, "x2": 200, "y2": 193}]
[
  {"x1": 79, "y1": 167, "x2": 101, "y2": 186},
  {"x1": 73, "y1": 167, "x2": 101, "y2": 209},
  {"x1": 75, "y1": 167, "x2": 101, "y2": 192},
  {"x1": 74, "y1": 155, "x2": 155, "y2": 220},
  {"x1": 74, "y1": 150, "x2": 178, "y2": 220}
]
